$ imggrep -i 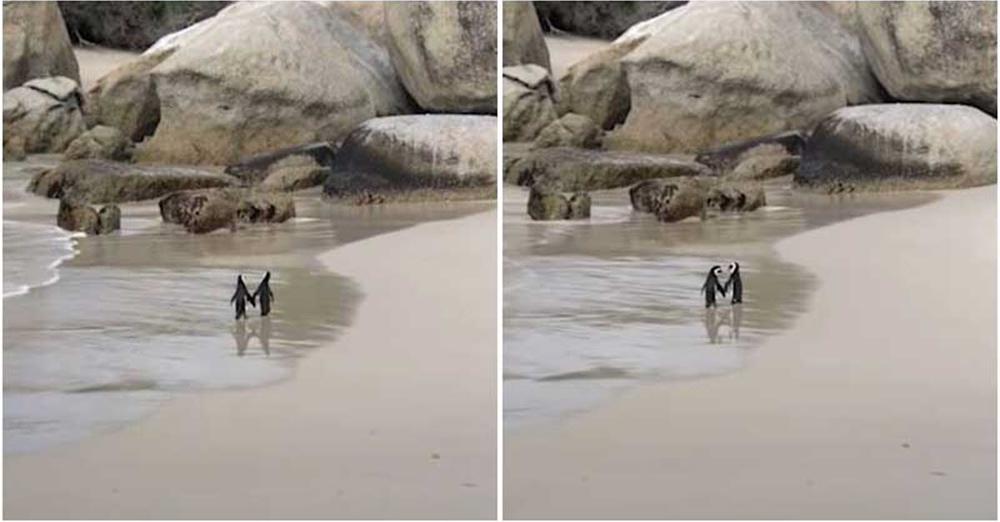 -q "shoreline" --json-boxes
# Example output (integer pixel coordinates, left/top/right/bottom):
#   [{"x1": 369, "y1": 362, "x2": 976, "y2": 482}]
[
  {"x1": 504, "y1": 186, "x2": 996, "y2": 519},
  {"x1": 5, "y1": 209, "x2": 498, "y2": 519}
]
